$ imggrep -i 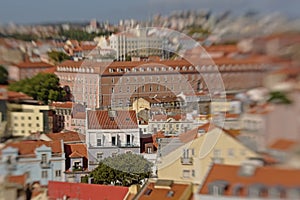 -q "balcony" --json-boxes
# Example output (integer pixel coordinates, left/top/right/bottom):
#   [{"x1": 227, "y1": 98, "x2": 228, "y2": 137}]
[
  {"x1": 181, "y1": 157, "x2": 193, "y2": 165},
  {"x1": 119, "y1": 143, "x2": 139, "y2": 148},
  {"x1": 72, "y1": 165, "x2": 84, "y2": 172},
  {"x1": 40, "y1": 161, "x2": 51, "y2": 168}
]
